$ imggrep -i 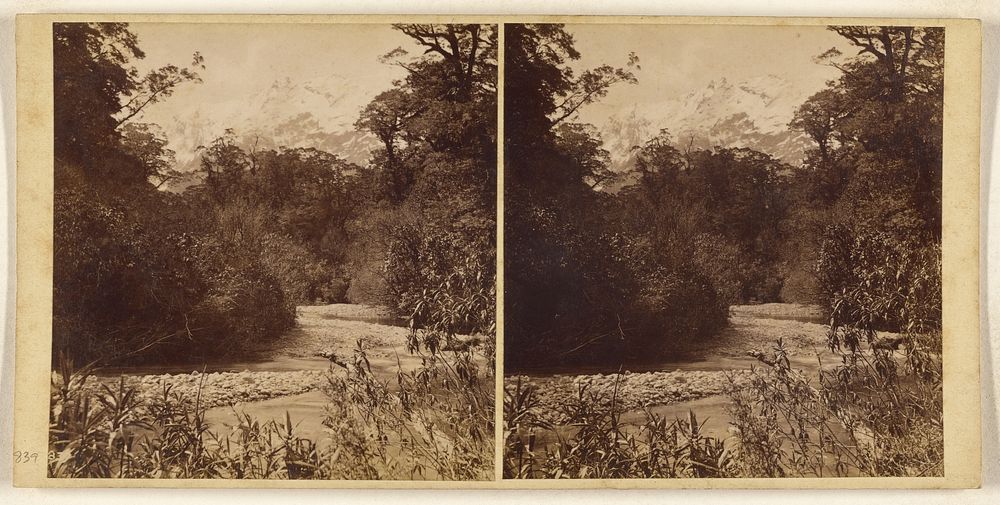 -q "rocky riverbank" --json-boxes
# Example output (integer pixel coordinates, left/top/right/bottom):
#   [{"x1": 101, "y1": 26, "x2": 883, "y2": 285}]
[
  {"x1": 71, "y1": 303, "x2": 490, "y2": 414},
  {"x1": 80, "y1": 368, "x2": 339, "y2": 410},
  {"x1": 507, "y1": 369, "x2": 753, "y2": 424},
  {"x1": 507, "y1": 303, "x2": 833, "y2": 425},
  {"x1": 68, "y1": 304, "x2": 414, "y2": 411}
]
